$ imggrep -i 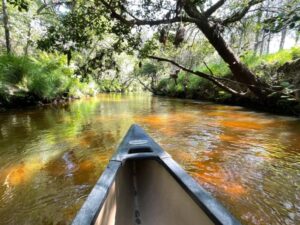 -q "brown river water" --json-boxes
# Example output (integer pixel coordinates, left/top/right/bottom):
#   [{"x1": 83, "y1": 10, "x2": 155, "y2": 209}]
[{"x1": 0, "y1": 94, "x2": 299, "y2": 225}]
